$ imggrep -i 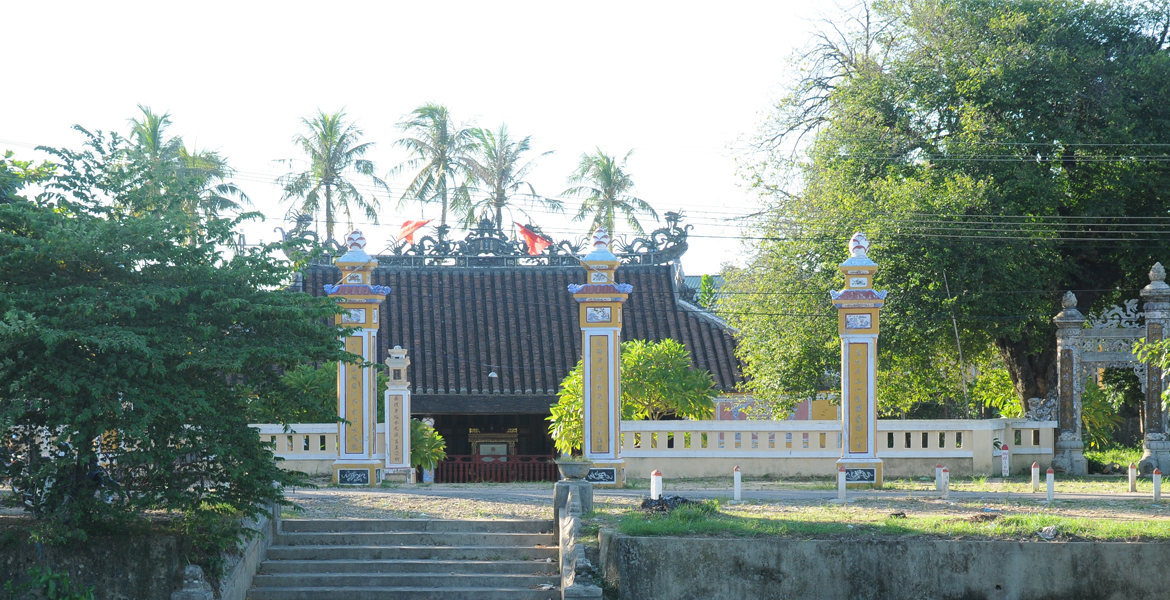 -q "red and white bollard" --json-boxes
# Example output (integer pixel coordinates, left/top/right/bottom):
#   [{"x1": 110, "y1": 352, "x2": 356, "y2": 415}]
[
  {"x1": 935, "y1": 463, "x2": 944, "y2": 492},
  {"x1": 1046, "y1": 467, "x2": 1055, "y2": 503},
  {"x1": 941, "y1": 467, "x2": 950, "y2": 499},
  {"x1": 1001, "y1": 443, "x2": 1011, "y2": 478},
  {"x1": 1154, "y1": 469, "x2": 1162, "y2": 504},
  {"x1": 1129, "y1": 462, "x2": 1138, "y2": 493},
  {"x1": 650, "y1": 469, "x2": 663, "y2": 500},
  {"x1": 733, "y1": 465, "x2": 742, "y2": 501},
  {"x1": 1031, "y1": 462, "x2": 1040, "y2": 493},
  {"x1": 838, "y1": 466, "x2": 846, "y2": 502}
]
